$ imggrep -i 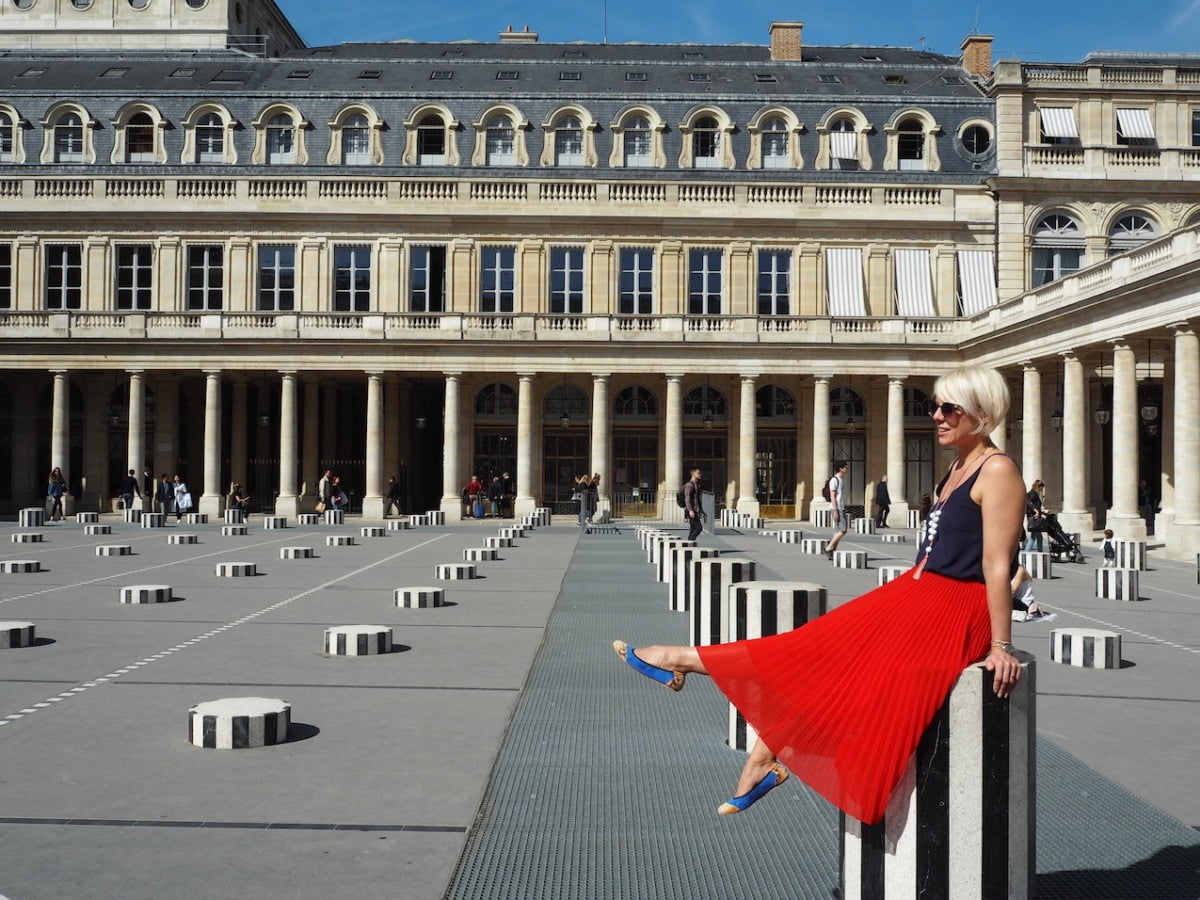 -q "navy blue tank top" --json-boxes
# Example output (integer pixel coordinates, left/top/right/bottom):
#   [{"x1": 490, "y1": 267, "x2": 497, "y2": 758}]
[{"x1": 915, "y1": 461, "x2": 1015, "y2": 583}]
